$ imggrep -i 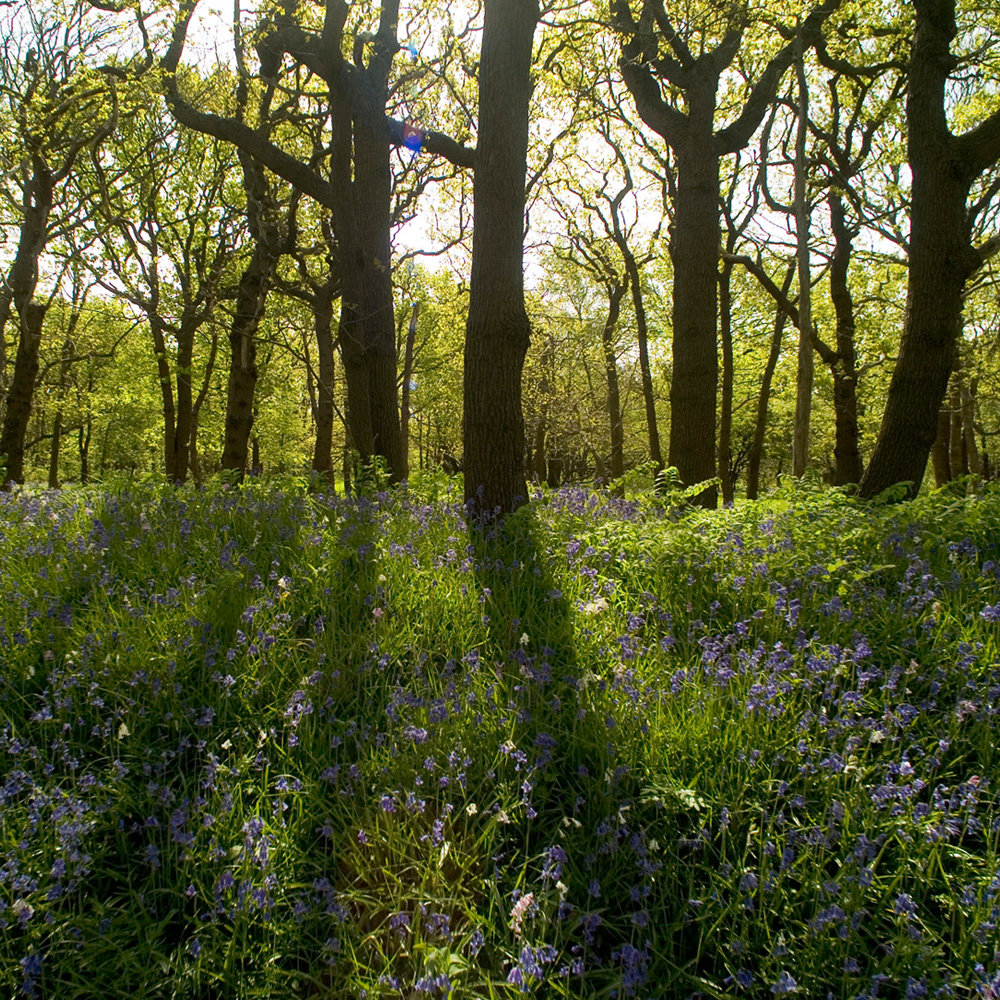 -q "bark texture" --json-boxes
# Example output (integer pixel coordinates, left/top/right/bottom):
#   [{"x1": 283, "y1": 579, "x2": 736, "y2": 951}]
[
  {"x1": 614, "y1": 0, "x2": 843, "y2": 506},
  {"x1": 858, "y1": 0, "x2": 1000, "y2": 498},
  {"x1": 462, "y1": 0, "x2": 539, "y2": 518},
  {"x1": 1, "y1": 155, "x2": 53, "y2": 490}
]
